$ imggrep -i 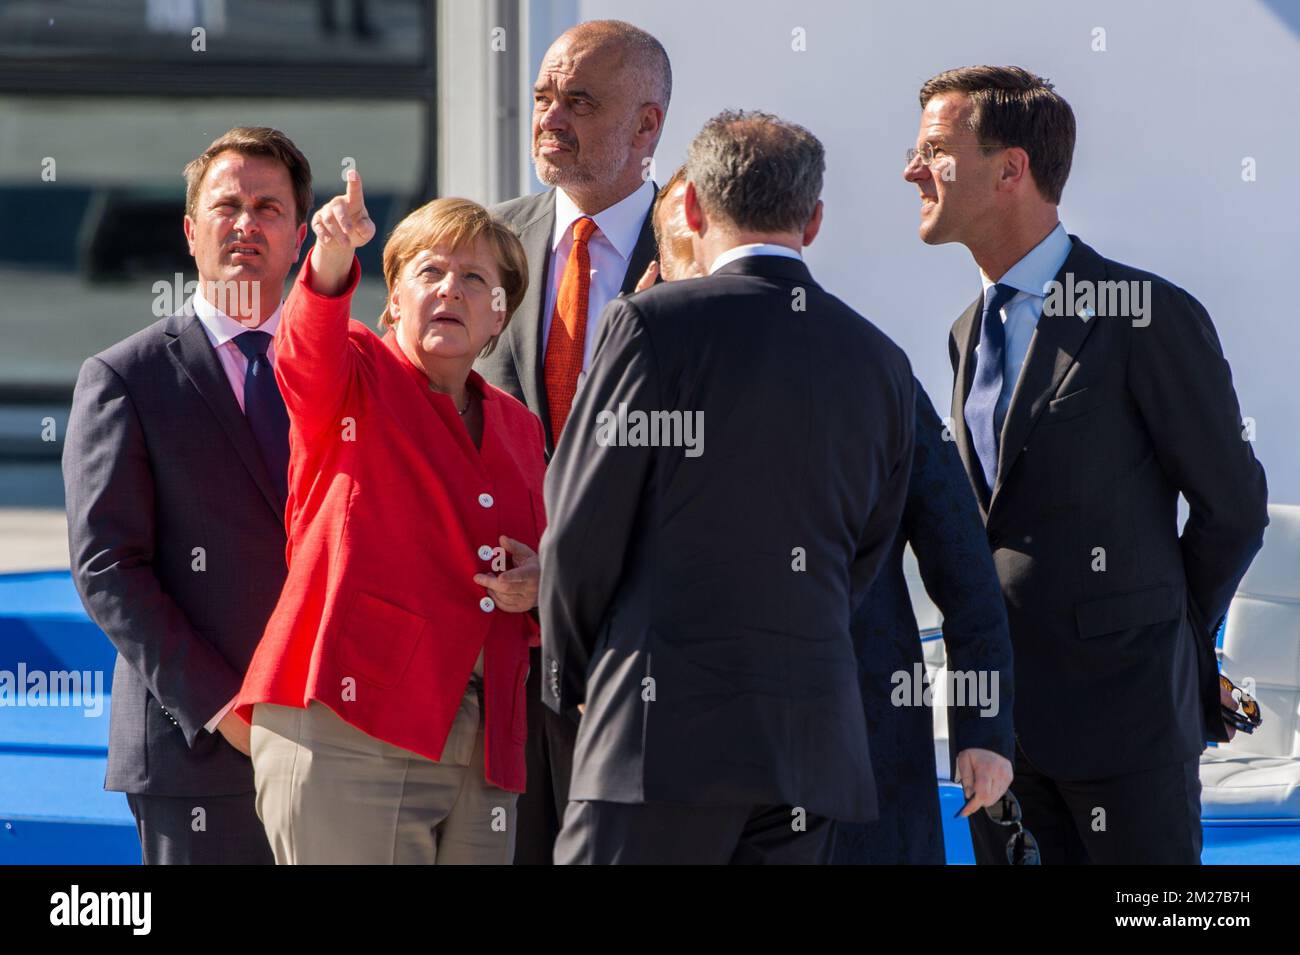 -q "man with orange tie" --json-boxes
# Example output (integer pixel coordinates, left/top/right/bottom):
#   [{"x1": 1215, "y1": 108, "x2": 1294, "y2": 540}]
[{"x1": 474, "y1": 18, "x2": 669, "y2": 864}]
